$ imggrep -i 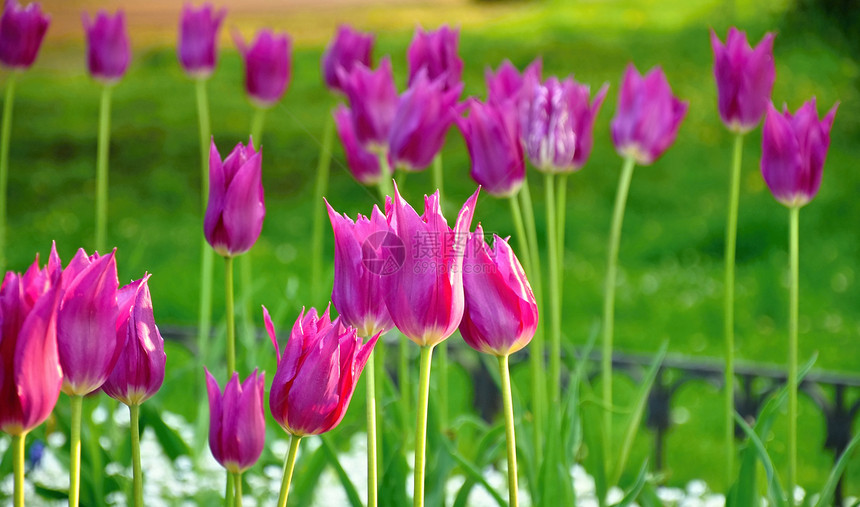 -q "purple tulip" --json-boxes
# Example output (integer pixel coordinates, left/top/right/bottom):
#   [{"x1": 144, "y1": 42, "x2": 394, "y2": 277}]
[
  {"x1": 389, "y1": 70, "x2": 461, "y2": 171},
  {"x1": 177, "y1": 3, "x2": 226, "y2": 79},
  {"x1": 204, "y1": 138, "x2": 265, "y2": 257},
  {"x1": 338, "y1": 57, "x2": 399, "y2": 153},
  {"x1": 611, "y1": 64, "x2": 688, "y2": 165},
  {"x1": 456, "y1": 98, "x2": 524, "y2": 197},
  {"x1": 322, "y1": 24, "x2": 373, "y2": 93},
  {"x1": 0, "y1": 0, "x2": 49, "y2": 70},
  {"x1": 0, "y1": 248, "x2": 62, "y2": 436},
  {"x1": 333, "y1": 105, "x2": 387, "y2": 185},
  {"x1": 407, "y1": 24, "x2": 463, "y2": 93},
  {"x1": 82, "y1": 10, "x2": 130, "y2": 84},
  {"x1": 234, "y1": 28, "x2": 291, "y2": 108},
  {"x1": 264, "y1": 305, "x2": 378, "y2": 436},
  {"x1": 102, "y1": 275, "x2": 165, "y2": 406},
  {"x1": 205, "y1": 368, "x2": 266, "y2": 473},
  {"x1": 56, "y1": 249, "x2": 121, "y2": 396},
  {"x1": 485, "y1": 58, "x2": 542, "y2": 107},
  {"x1": 382, "y1": 184, "x2": 480, "y2": 347},
  {"x1": 711, "y1": 27, "x2": 775, "y2": 133},
  {"x1": 761, "y1": 99, "x2": 838, "y2": 208},
  {"x1": 326, "y1": 201, "x2": 394, "y2": 336},
  {"x1": 460, "y1": 225, "x2": 538, "y2": 356}
]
